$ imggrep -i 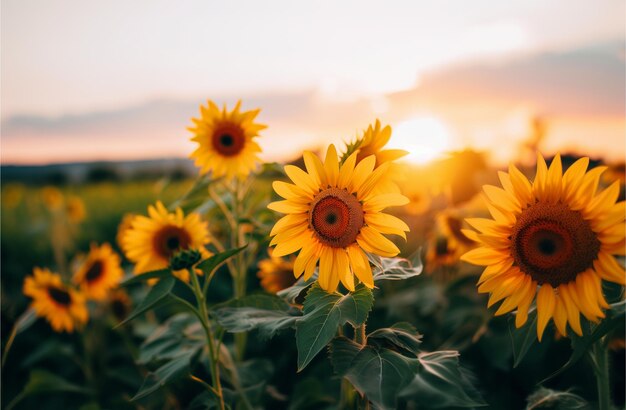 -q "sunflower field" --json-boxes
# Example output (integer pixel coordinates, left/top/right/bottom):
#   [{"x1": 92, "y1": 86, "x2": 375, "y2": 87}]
[{"x1": 1, "y1": 100, "x2": 625, "y2": 410}]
